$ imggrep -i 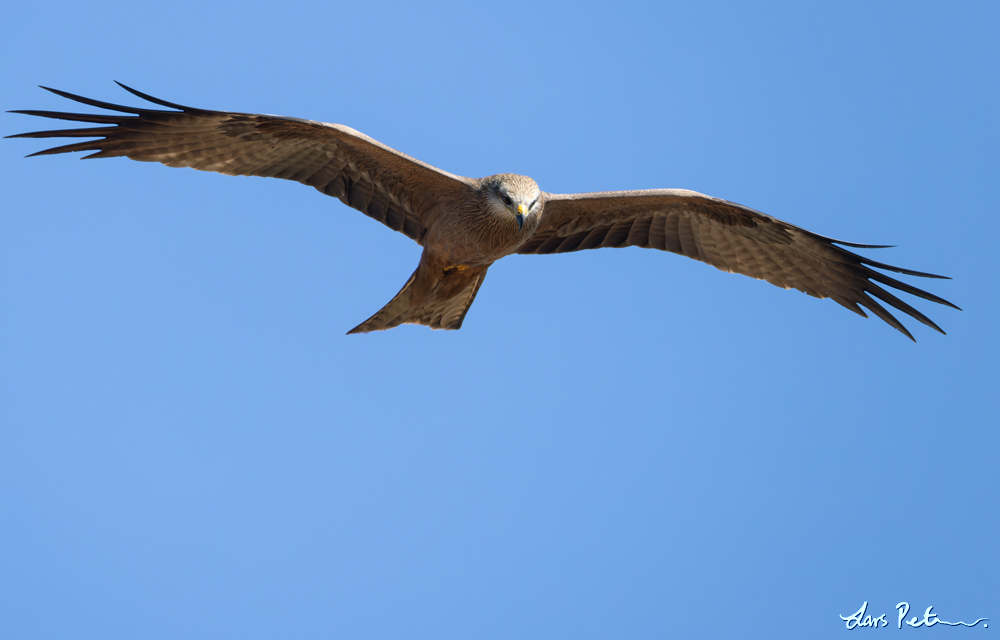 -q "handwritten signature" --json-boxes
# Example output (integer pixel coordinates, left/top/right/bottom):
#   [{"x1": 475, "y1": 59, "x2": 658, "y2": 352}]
[{"x1": 841, "y1": 602, "x2": 988, "y2": 630}]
